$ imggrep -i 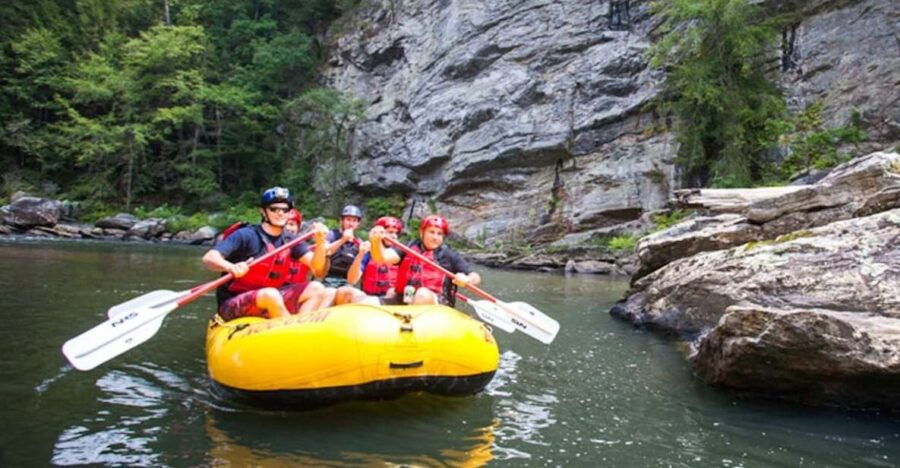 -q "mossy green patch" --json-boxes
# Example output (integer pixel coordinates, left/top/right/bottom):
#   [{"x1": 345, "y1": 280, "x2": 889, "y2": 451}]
[{"x1": 742, "y1": 230, "x2": 813, "y2": 251}]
